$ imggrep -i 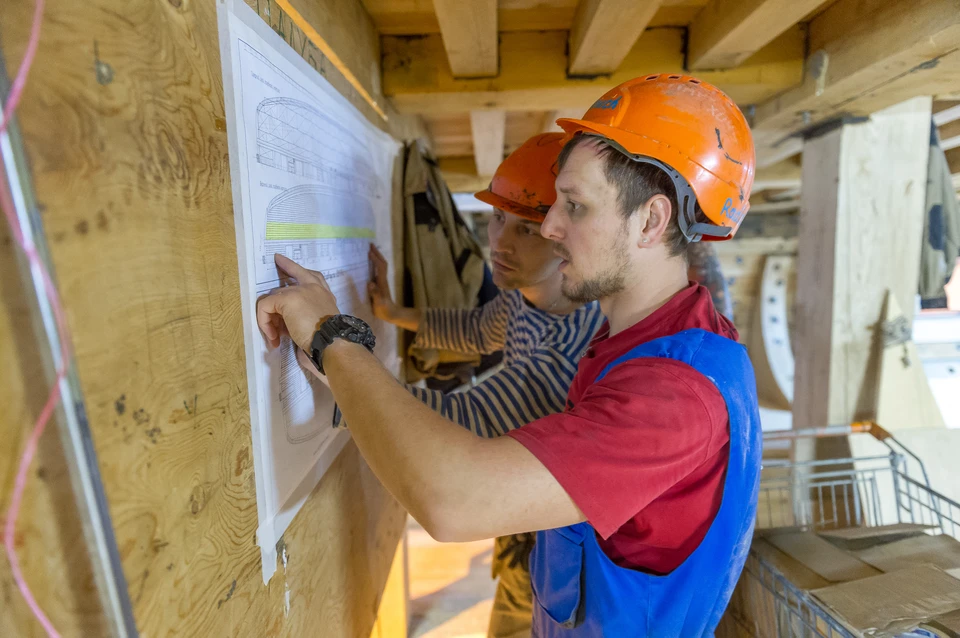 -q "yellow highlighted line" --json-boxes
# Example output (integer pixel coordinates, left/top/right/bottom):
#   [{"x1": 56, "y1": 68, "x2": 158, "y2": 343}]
[
  {"x1": 265, "y1": 222, "x2": 374, "y2": 240},
  {"x1": 274, "y1": 0, "x2": 388, "y2": 121}
]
